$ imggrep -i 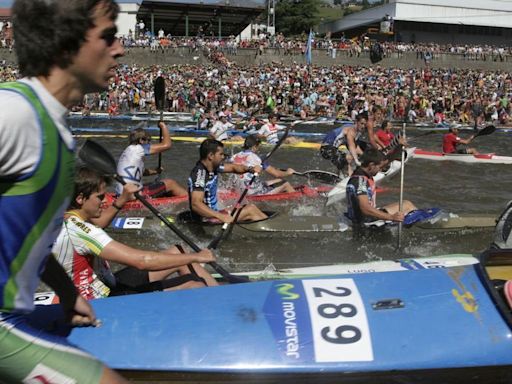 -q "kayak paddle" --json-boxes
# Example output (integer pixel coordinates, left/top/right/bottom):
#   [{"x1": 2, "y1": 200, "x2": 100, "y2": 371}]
[
  {"x1": 208, "y1": 127, "x2": 290, "y2": 250},
  {"x1": 285, "y1": 169, "x2": 341, "y2": 184},
  {"x1": 397, "y1": 70, "x2": 415, "y2": 250},
  {"x1": 78, "y1": 139, "x2": 249, "y2": 284},
  {"x1": 154, "y1": 76, "x2": 166, "y2": 173},
  {"x1": 474, "y1": 124, "x2": 496, "y2": 138}
]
